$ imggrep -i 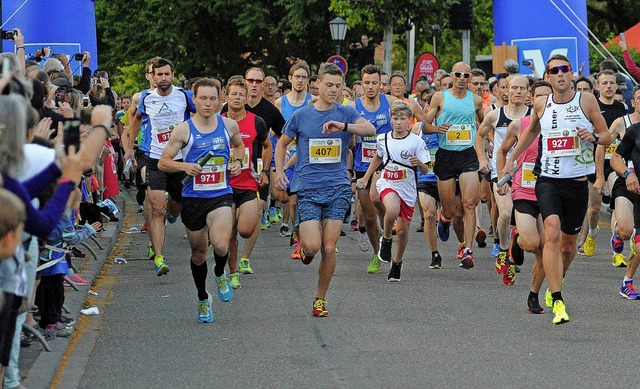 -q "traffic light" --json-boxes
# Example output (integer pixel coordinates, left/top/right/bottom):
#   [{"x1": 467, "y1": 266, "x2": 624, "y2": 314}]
[{"x1": 449, "y1": 0, "x2": 474, "y2": 30}]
